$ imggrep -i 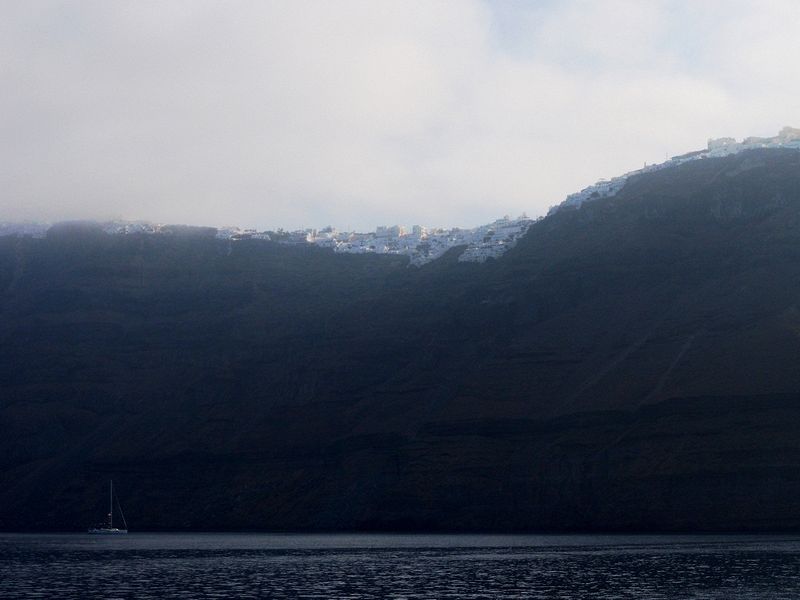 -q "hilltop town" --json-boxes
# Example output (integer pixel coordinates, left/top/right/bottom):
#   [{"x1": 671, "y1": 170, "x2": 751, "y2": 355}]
[
  {"x1": 267, "y1": 216, "x2": 535, "y2": 265},
  {"x1": 4, "y1": 127, "x2": 799, "y2": 266},
  {"x1": 0, "y1": 215, "x2": 536, "y2": 266},
  {"x1": 554, "y1": 126, "x2": 800, "y2": 212}
]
